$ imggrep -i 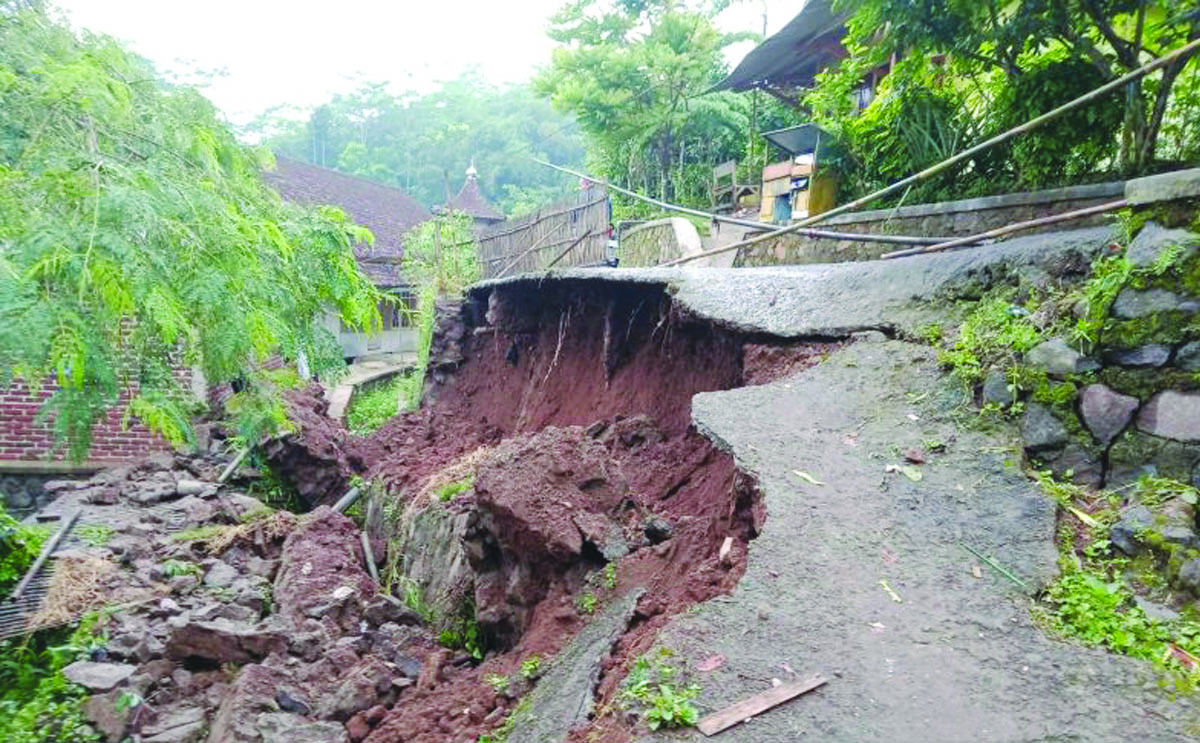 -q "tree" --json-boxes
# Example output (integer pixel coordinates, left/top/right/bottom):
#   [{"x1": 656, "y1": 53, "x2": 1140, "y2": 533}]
[
  {"x1": 831, "y1": 0, "x2": 1200, "y2": 175},
  {"x1": 534, "y1": 0, "x2": 764, "y2": 206},
  {"x1": 0, "y1": 5, "x2": 381, "y2": 459},
  {"x1": 249, "y1": 72, "x2": 587, "y2": 217}
]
